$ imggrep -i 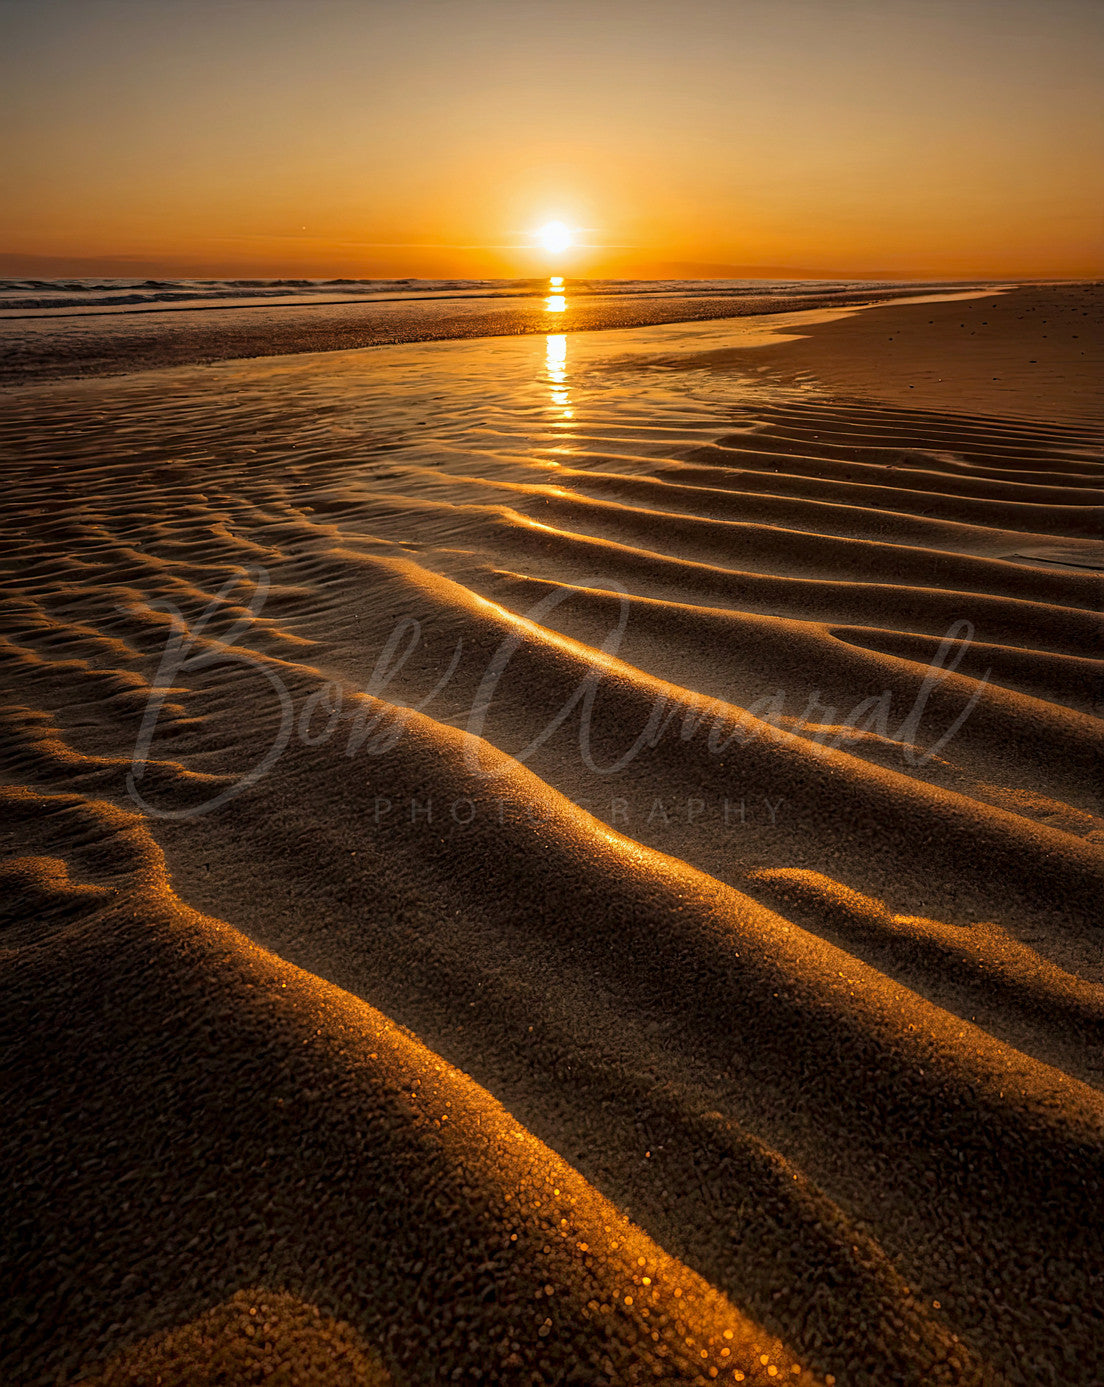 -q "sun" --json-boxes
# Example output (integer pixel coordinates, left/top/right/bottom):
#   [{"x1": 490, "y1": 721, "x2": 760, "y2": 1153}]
[{"x1": 536, "y1": 220, "x2": 573, "y2": 254}]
